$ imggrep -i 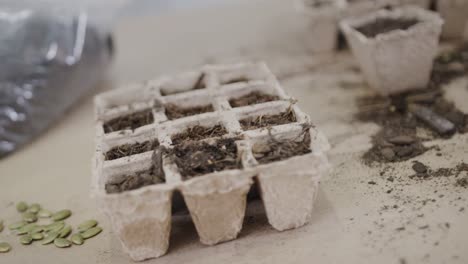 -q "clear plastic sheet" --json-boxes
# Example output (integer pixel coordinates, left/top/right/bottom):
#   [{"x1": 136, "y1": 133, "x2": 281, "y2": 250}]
[{"x1": 0, "y1": 5, "x2": 116, "y2": 158}]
